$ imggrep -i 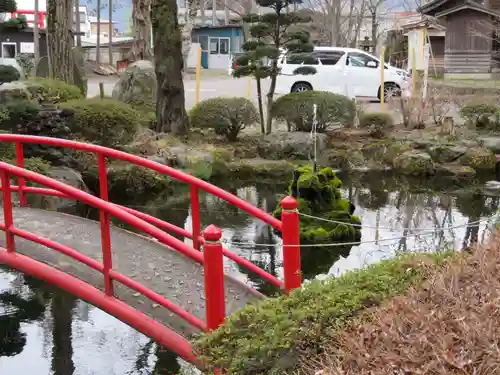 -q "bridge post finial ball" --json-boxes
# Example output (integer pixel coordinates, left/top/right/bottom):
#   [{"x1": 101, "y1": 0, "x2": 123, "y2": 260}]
[
  {"x1": 281, "y1": 196, "x2": 298, "y2": 210},
  {"x1": 203, "y1": 224, "x2": 222, "y2": 242}
]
